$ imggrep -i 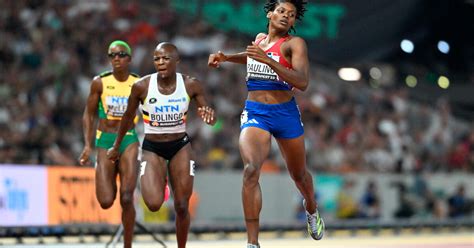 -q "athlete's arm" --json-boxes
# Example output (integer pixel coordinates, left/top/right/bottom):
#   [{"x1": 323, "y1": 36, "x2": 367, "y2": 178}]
[
  {"x1": 79, "y1": 77, "x2": 102, "y2": 166},
  {"x1": 208, "y1": 51, "x2": 247, "y2": 67},
  {"x1": 207, "y1": 33, "x2": 266, "y2": 68},
  {"x1": 107, "y1": 79, "x2": 146, "y2": 161},
  {"x1": 246, "y1": 36, "x2": 309, "y2": 91},
  {"x1": 186, "y1": 76, "x2": 216, "y2": 126}
]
